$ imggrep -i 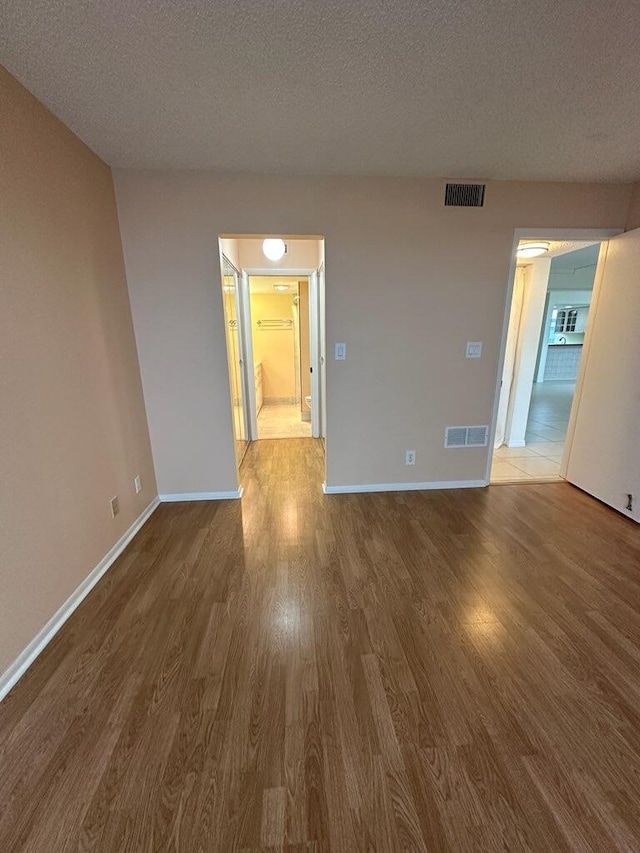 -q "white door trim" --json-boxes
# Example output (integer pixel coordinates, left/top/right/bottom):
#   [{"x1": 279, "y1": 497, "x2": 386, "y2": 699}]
[
  {"x1": 242, "y1": 267, "x2": 323, "y2": 440},
  {"x1": 309, "y1": 271, "x2": 320, "y2": 437},
  {"x1": 318, "y1": 263, "x2": 327, "y2": 440},
  {"x1": 240, "y1": 270, "x2": 258, "y2": 440}
]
